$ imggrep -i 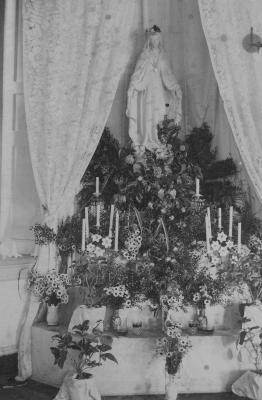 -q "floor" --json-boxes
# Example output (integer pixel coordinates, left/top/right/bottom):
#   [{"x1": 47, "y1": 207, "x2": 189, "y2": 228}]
[
  {"x1": 0, "y1": 378, "x2": 248, "y2": 400},
  {"x1": 0, "y1": 354, "x2": 248, "y2": 400}
]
